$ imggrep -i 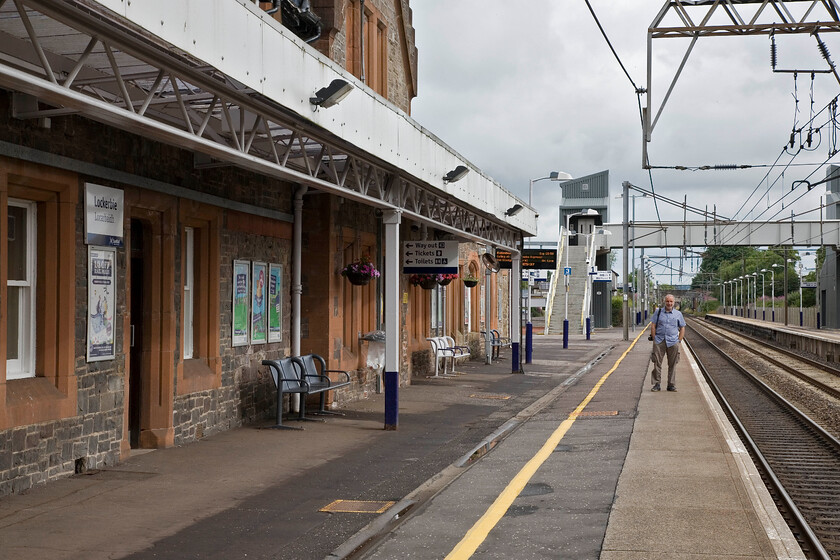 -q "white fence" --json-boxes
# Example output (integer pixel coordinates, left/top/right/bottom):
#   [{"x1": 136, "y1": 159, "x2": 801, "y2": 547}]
[{"x1": 715, "y1": 306, "x2": 819, "y2": 328}]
